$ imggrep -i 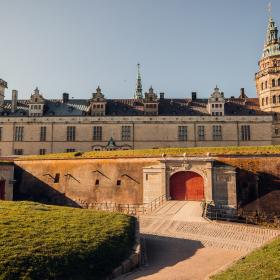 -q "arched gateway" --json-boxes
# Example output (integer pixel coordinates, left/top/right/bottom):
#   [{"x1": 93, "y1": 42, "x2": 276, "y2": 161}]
[{"x1": 170, "y1": 171, "x2": 204, "y2": 201}]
